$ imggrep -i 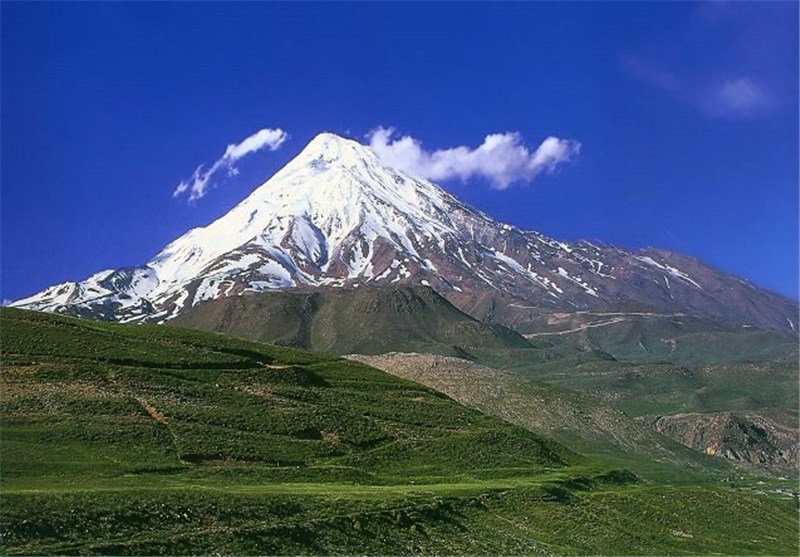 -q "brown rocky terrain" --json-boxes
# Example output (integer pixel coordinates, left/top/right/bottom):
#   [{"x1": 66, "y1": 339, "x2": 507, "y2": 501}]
[{"x1": 644, "y1": 412, "x2": 799, "y2": 475}]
